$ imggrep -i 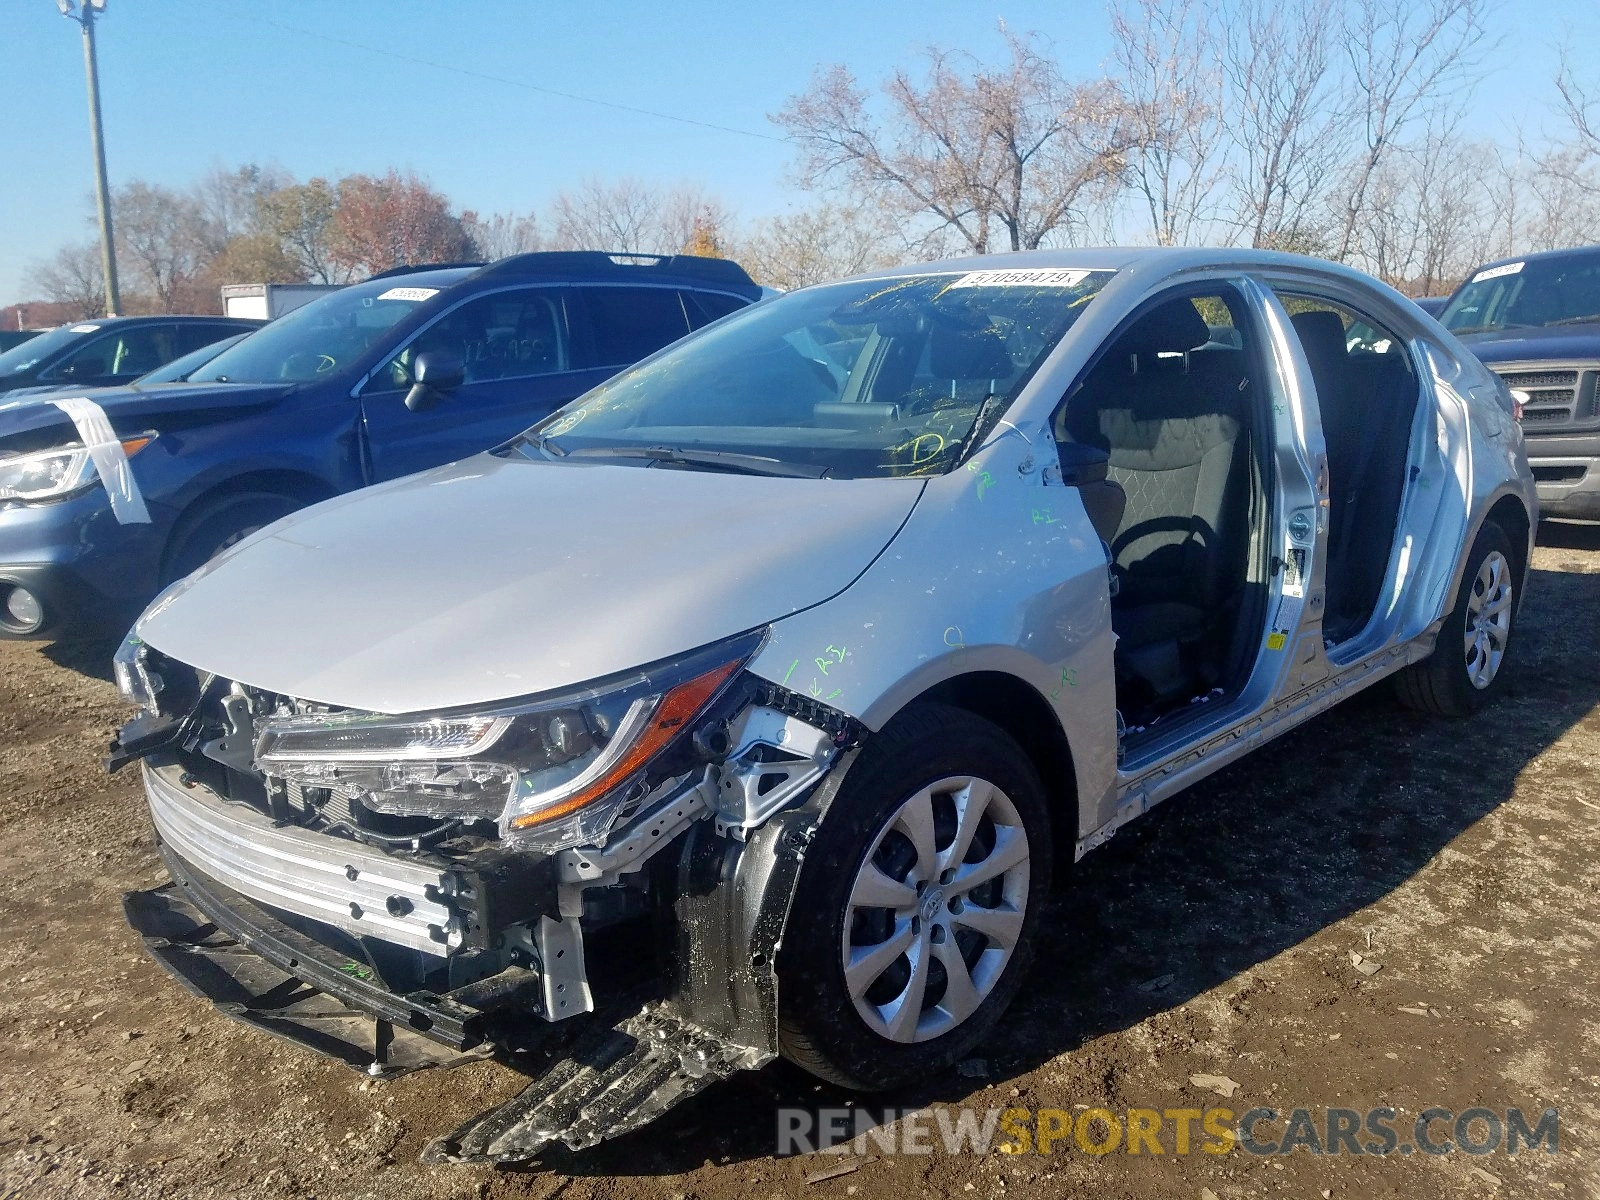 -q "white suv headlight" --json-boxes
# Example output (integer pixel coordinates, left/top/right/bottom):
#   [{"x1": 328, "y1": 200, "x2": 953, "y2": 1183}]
[{"x1": 252, "y1": 631, "x2": 763, "y2": 850}]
